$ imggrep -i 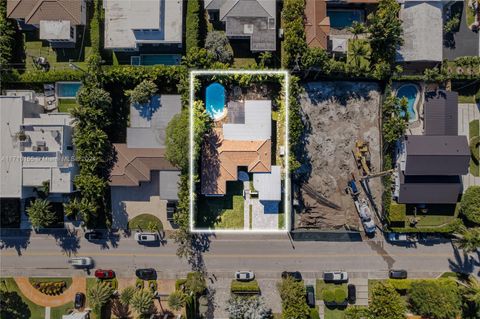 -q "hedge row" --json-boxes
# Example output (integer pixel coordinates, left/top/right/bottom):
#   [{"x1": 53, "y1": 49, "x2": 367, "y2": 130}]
[
  {"x1": 281, "y1": 0, "x2": 307, "y2": 68},
  {"x1": 230, "y1": 280, "x2": 260, "y2": 294},
  {"x1": 186, "y1": 0, "x2": 200, "y2": 51},
  {"x1": 390, "y1": 218, "x2": 463, "y2": 233}
]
